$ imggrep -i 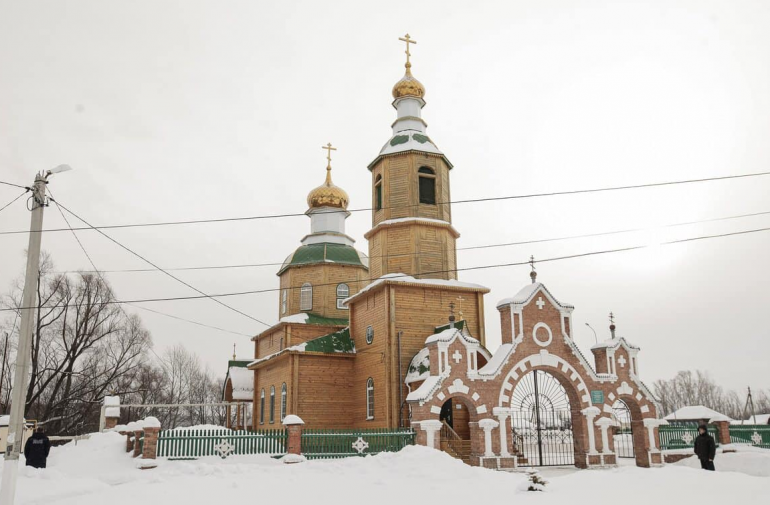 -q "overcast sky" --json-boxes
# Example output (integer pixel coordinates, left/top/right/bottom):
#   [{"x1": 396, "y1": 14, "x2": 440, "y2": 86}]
[{"x1": 1, "y1": 0, "x2": 768, "y2": 393}]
